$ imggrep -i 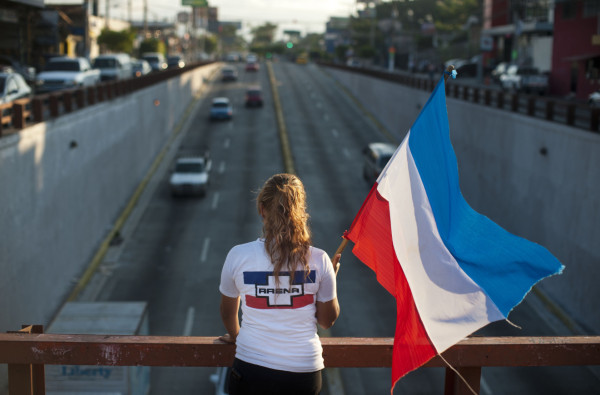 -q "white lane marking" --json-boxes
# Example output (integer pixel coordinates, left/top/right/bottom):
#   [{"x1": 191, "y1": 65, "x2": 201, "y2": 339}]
[
  {"x1": 218, "y1": 161, "x2": 226, "y2": 174},
  {"x1": 200, "y1": 238, "x2": 211, "y2": 262},
  {"x1": 343, "y1": 148, "x2": 350, "y2": 159},
  {"x1": 211, "y1": 192, "x2": 220, "y2": 210},
  {"x1": 183, "y1": 306, "x2": 195, "y2": 336},
  {"x1": 331, "y1": 129, "x2": 339, "y2": 138},
  {"x1": 224, "y1": 138, "x2": 231, "y2": 149}
]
